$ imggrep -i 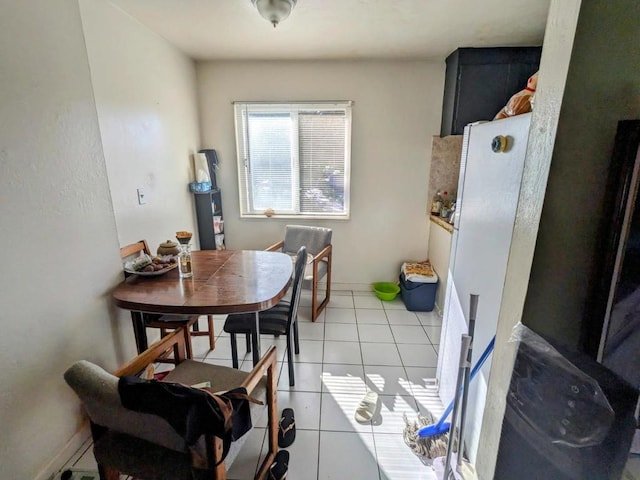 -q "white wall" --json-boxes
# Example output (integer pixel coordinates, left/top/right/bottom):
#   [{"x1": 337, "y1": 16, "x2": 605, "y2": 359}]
[
  {"x1": 79, "y1": 0, "x2": 201, "y2": 253},
  {"x1": 0, "y1": 1, "x2": 134, "y2": 478},
  {"x1": 197, "y1": 60, "x2": 444, "y2": 288},
  {"x1": 0, "y1": 1, "x2": 204, "y2": 477}
]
